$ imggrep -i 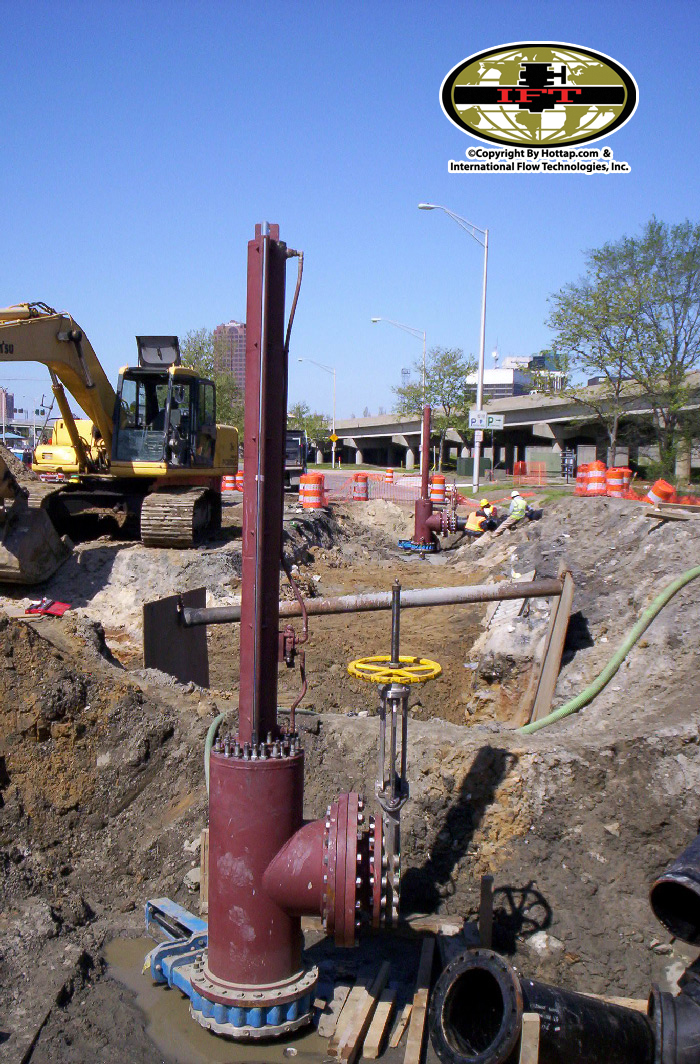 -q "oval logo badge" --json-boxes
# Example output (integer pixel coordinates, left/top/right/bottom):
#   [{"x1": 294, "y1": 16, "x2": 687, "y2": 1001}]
[{"x1": 441, "y1": 43, "x2": 638, "y2": 147}]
